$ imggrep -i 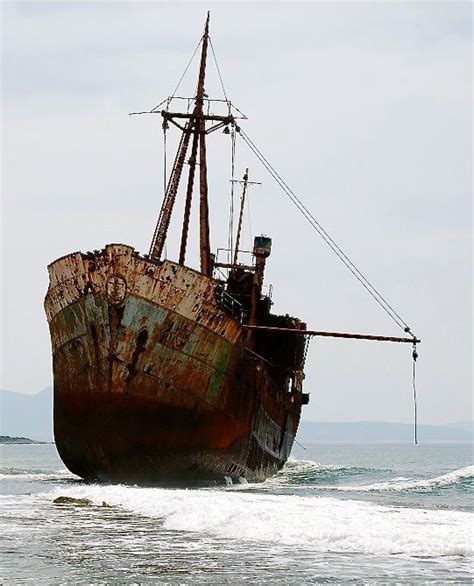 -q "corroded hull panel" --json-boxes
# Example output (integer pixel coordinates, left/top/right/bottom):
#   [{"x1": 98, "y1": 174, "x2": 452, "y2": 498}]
[{"x1": 45, "y1": 244, "x2": 303, "y2": 484}]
